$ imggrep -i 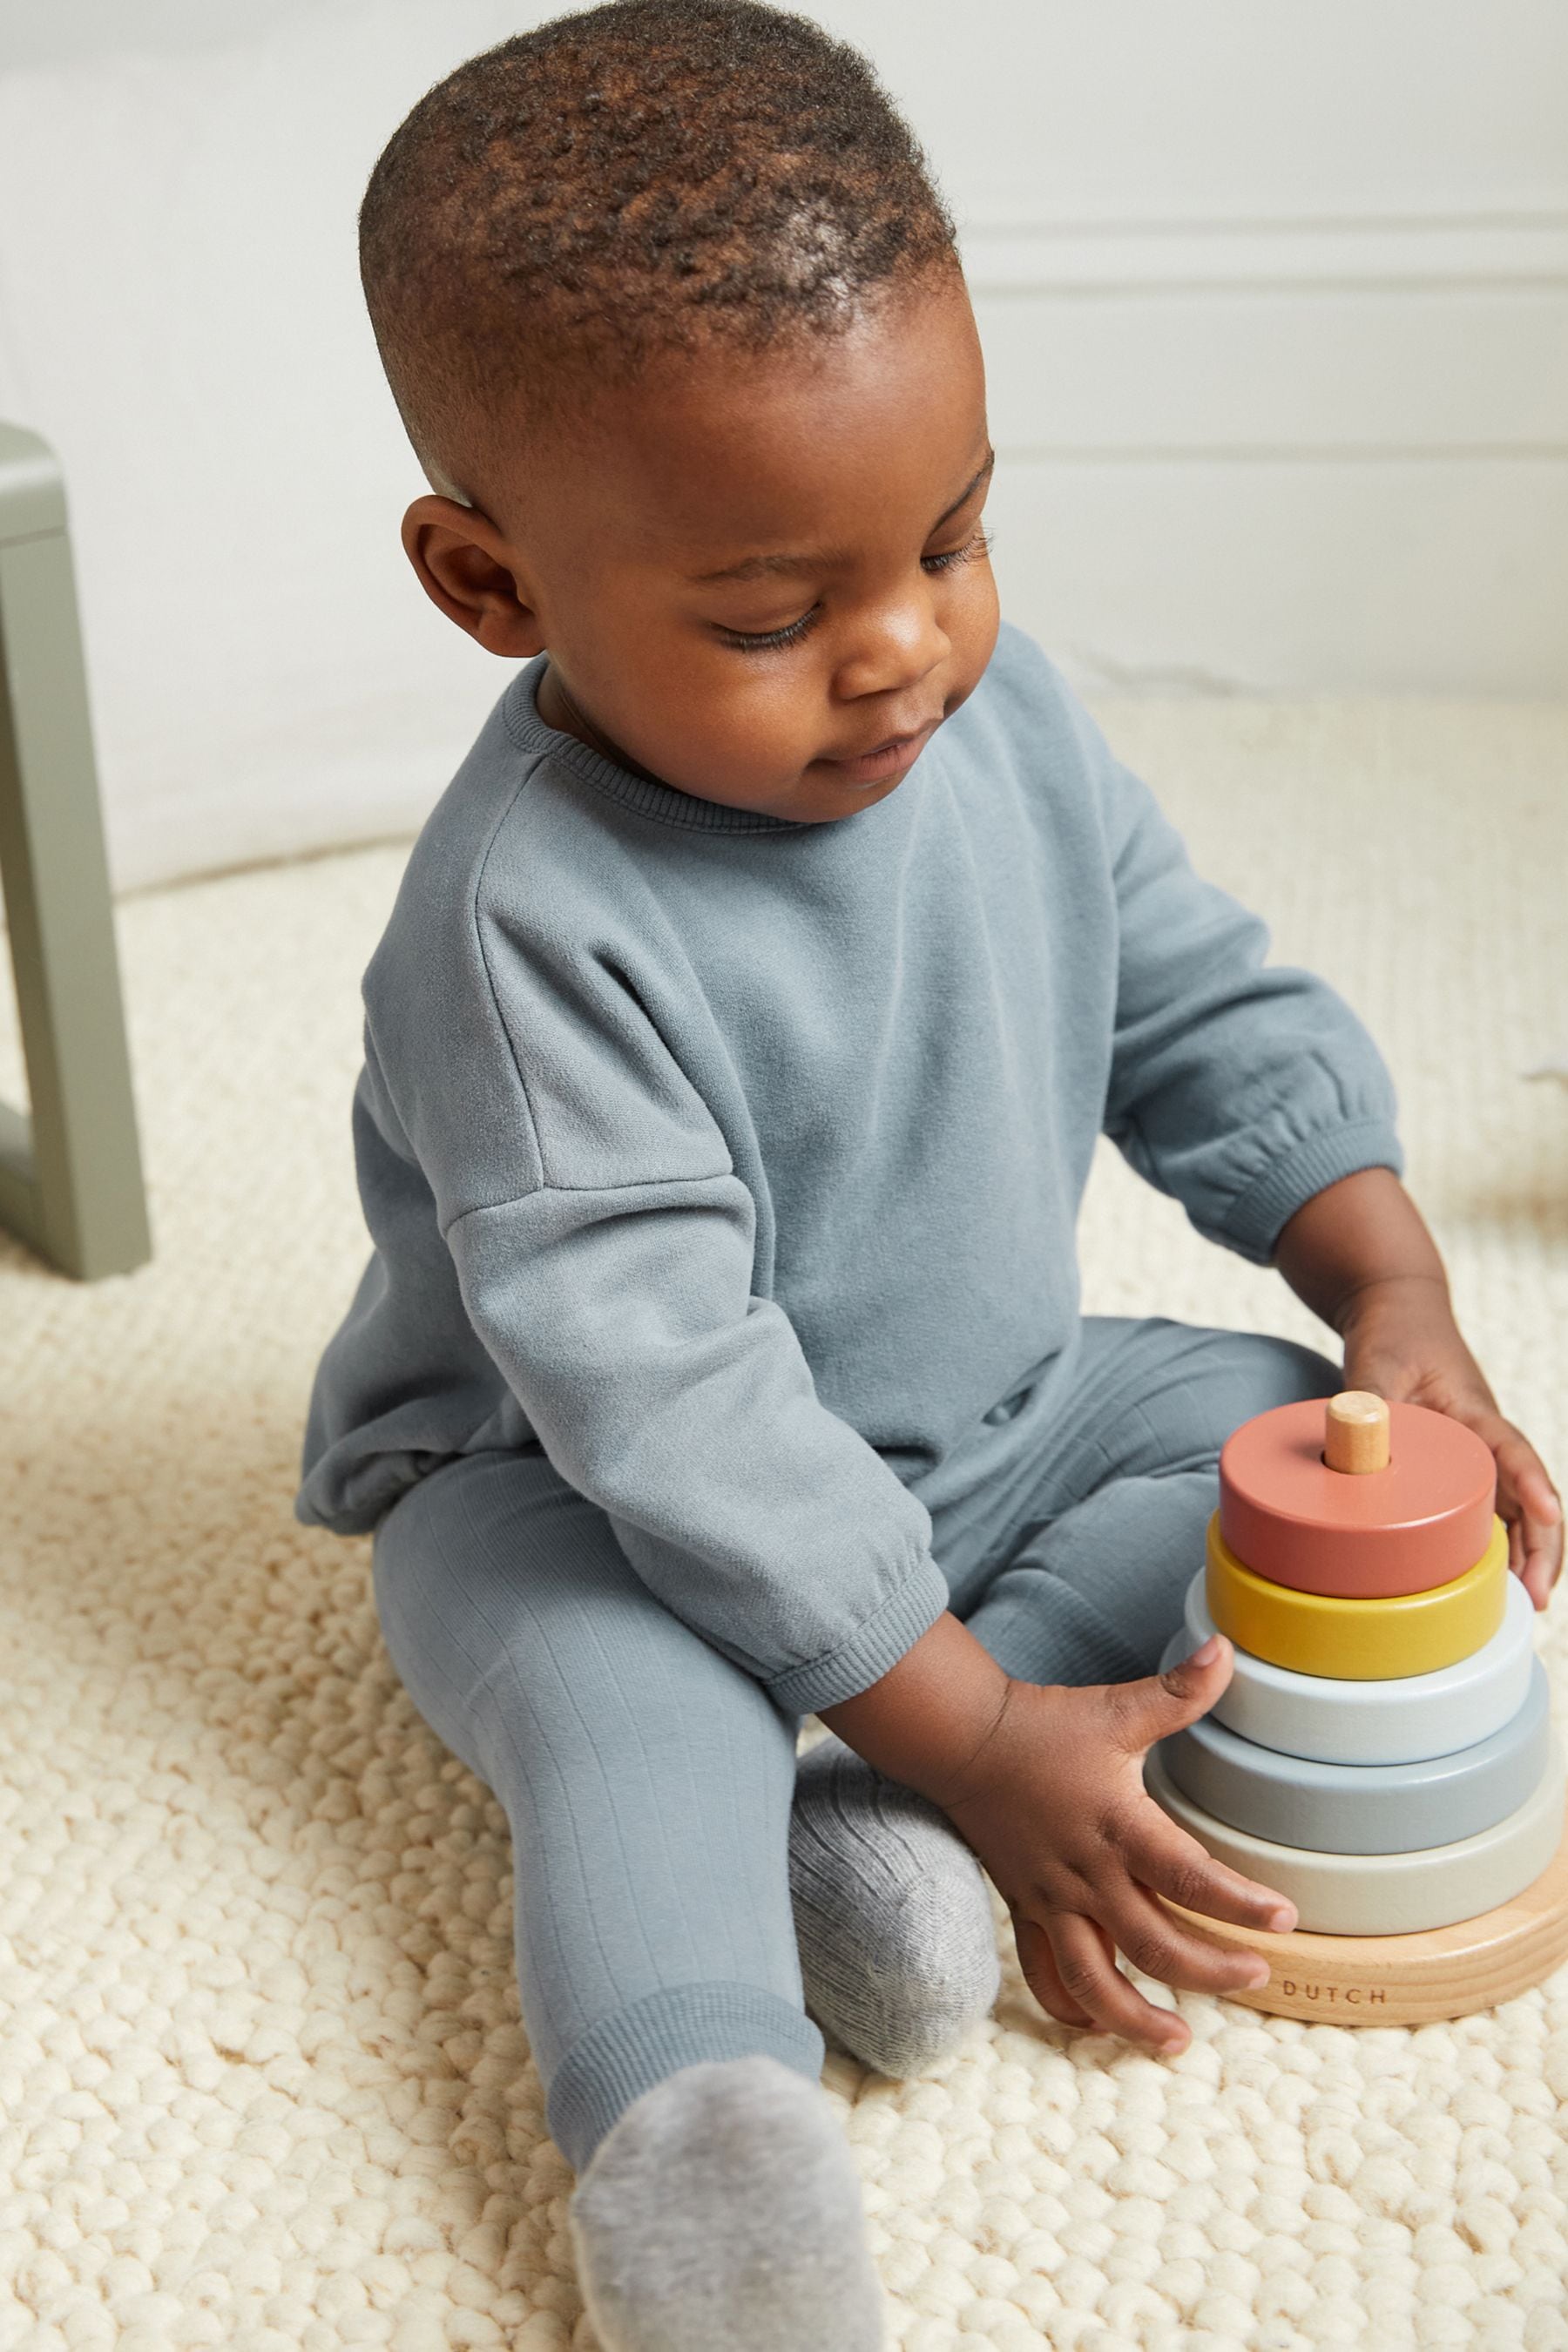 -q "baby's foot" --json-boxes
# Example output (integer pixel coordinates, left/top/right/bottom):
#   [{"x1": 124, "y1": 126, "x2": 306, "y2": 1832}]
[
  {"x1": 789, "y1": 1732, "x2": 1001, "y2": 2076},
  {"x1": 569, "y1": 2055, "x2": 884, "y2": 2351}
]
